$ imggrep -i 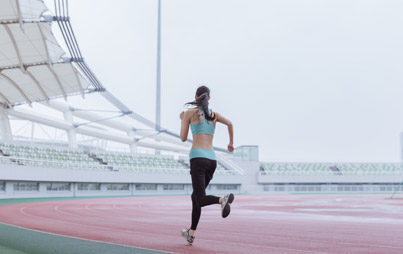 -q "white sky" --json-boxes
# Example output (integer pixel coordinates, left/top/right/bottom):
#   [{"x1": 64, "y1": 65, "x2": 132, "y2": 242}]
[{"x1": 43, "y1": 0, "x2": 403, "y2": 162}]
